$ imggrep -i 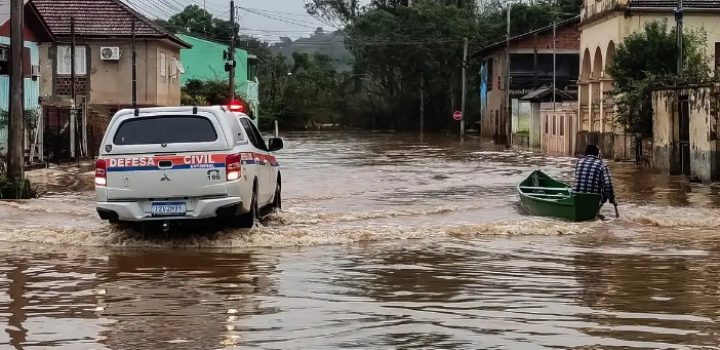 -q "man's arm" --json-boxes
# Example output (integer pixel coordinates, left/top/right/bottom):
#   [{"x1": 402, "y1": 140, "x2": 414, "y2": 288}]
[{"x1": 602, "y1": 162, "x2": 615, "y2": 203}]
